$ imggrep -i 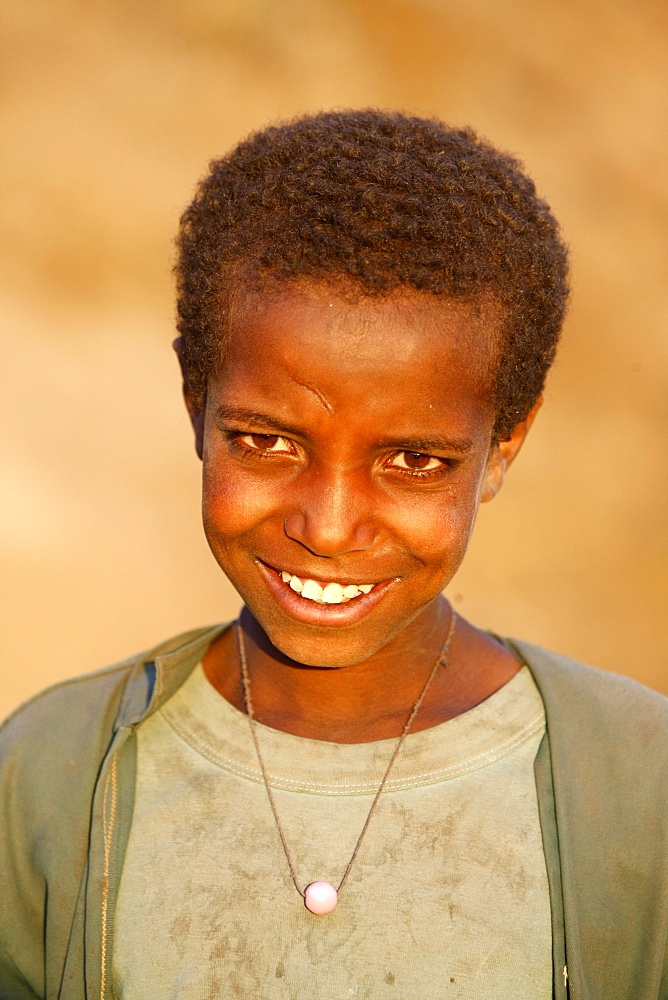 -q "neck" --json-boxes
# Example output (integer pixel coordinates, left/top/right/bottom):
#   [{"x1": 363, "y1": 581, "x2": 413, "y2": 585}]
[{"x1": 202, "y1": 600, "x2": 521, "y2": 742}]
